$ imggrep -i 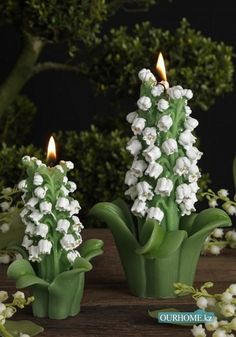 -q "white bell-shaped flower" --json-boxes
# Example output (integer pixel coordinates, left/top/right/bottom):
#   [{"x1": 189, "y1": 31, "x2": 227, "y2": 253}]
[
  {"x1": 157, "y1": 115, "x2": 173, "y2": 132},
  {"x1": 151, "y1": 84, "x2": 164, "y2": 97},
  {"x1": 143, "y1": 145, "x2": 161, "y2": 162},
  {"x1": 167, "y1": 85, "x2": 183, "y2": 99},
  {"x1": 145, "y1": 162, "x2": 163, "y2": 179},
  {"x1": 155, "y1": 177, "x2": 173, "y2": 196},
  {"x1": 188, "y1": 165, "x2": 201, "y2": 182},
  {"x1": 67, "y1": 250, "x2": 81, "y2": 264},
  {"x1": 125, "y1": 170, "x2": 138, "y2": 186},
  {"x1": 56, "y1": 197, "x2": 70, "y2": 211},
  {"x1": 124, "y1": 186, "x2": 138, "y2": 200},
  {"x1": 178, "y1": 130, "x2": 196, "y2": 148},
  {"x1": 34, "y1": 187, "x2": 47, "y2": 199},
  {"x1": 131, "y1": 160, "x2": 147, "y2": 177},
  {"x1": 28, "y1": 246, "x2": 41, "y2": 262},
  {"x1": 146, "y1": 207, "x2": 164, "y2": 222},
  {"x1": 56, "y1": 219, "x2": 71, "y2": 234},
  {"x1": 126, "y1": 111, "x2": 138, "y2": 124},
  {"x1": 136, "y1": 181, "x2": 154, "y2": 201},
  {"x1": 185, "y1": 105, "x2": 192, "y2": 116},
  {"x1": 35, "y1": 223, "x2": 49, "y2": 238},
  {"x1": 38, "y1": 239, "x2": 52, "y2": 255},
  {"x1": 39, "y1": 201, "x2": 52, "y2": 214},
  {"x1": 142, "y1": 127, "x2": 157, "y2": 145},
  {"x1": 22, "y1": 235, "x2": 33, "y2": 249},
  {"x1": 138, "y1": 68, "x2": 156, "y2": 83},
  {"x1": 131, "y1": 199, "x2": 147, "y2": 217},
  {"x1": 157, "y1": 98, "x2": 169, "y2": 111},
  {"x1": 131, "y1": 117, "x2": 146, "y2": 135},
  {"x1": 174, "y1": 157, "x2": 191, "y2": 176},
  {"x1": 182, "y1": 89, "x2": 193, "y2": 100},
  {"x1": 137, "y1": 96, "x2": 152, "y2": 111},
  {"x1": 33, "y1": 173, "x2": 43, "y2": 186},
  {"x1": 161, "y1": 138, "x2": 178, "y2": 155},
  {"x1": 186, "y1": 146, "x2": 203, "y2": 162},
  {"x1": 126, "y1": 137, "x2": 142, "y2": 156},
  {"x1": 184, "y1": 117, "x2": 199, "y2": 131}
]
